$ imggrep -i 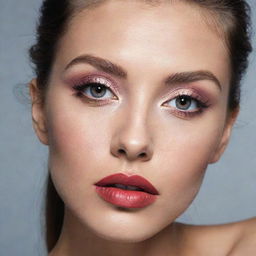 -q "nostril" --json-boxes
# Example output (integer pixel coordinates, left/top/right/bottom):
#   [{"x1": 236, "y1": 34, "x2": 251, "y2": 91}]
[
  {"x1": 138, "y1": 152, "x2": 147, "y2": 158},
  {"x1": 118, "y1": 149, "x2": 126, "y2": 155},
  {"x1": 115, "y1": 148, "x2": 149, "y2": 160}
]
